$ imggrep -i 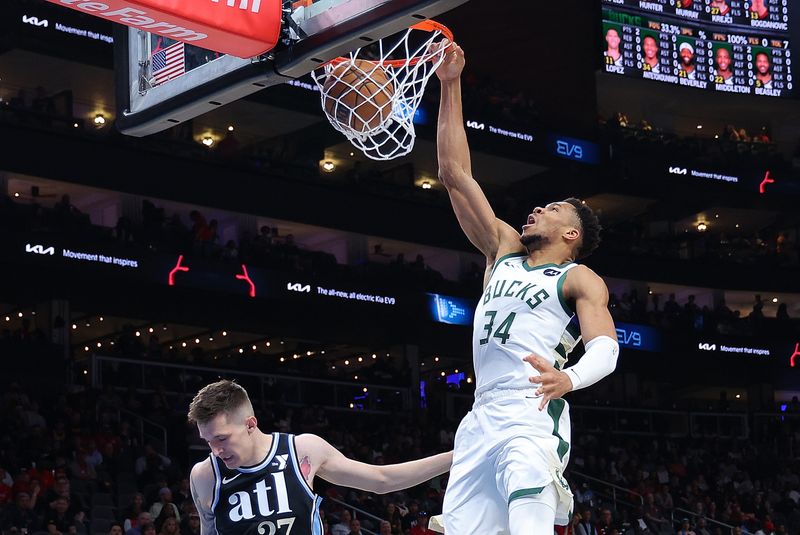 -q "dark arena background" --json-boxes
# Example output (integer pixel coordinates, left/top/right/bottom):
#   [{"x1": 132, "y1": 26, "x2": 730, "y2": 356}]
[{"x1": 1, "y1": 0, "x2": 800, "y2": 534}]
